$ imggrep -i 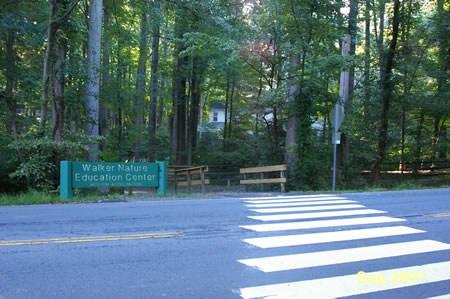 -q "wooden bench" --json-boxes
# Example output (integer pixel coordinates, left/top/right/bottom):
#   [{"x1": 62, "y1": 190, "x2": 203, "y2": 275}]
[
  {"x1": 240, "y1": 165, "x2": 287, "y2": 192},
  {"x1": 174, "y1": 166, "x2": 209, "y2": 194},
  {"x1": 168, "y1": 165, "x2": 190, "y2": 180}
]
